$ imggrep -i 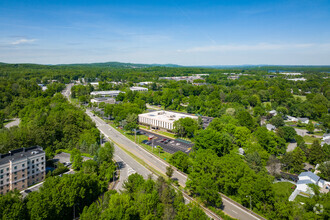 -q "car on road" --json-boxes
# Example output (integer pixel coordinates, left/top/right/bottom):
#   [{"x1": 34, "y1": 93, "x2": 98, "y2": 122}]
[{"x1": 24, "y1": 189, "x2": 32, "y2": 193}]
